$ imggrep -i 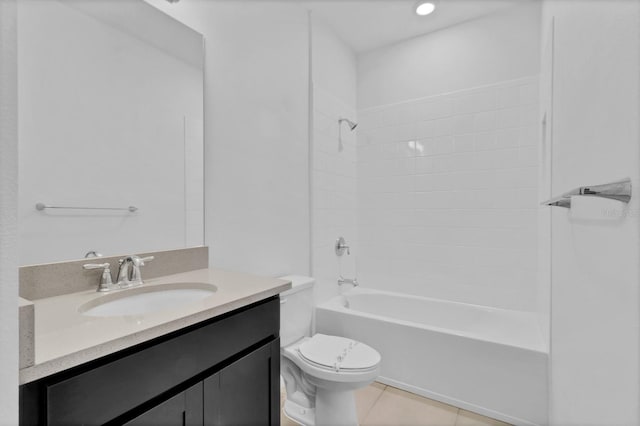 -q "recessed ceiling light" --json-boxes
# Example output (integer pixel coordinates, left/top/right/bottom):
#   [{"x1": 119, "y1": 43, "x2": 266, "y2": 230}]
[{"x1": 415, "y1": 2, "x2": 436, "y2": 16}]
